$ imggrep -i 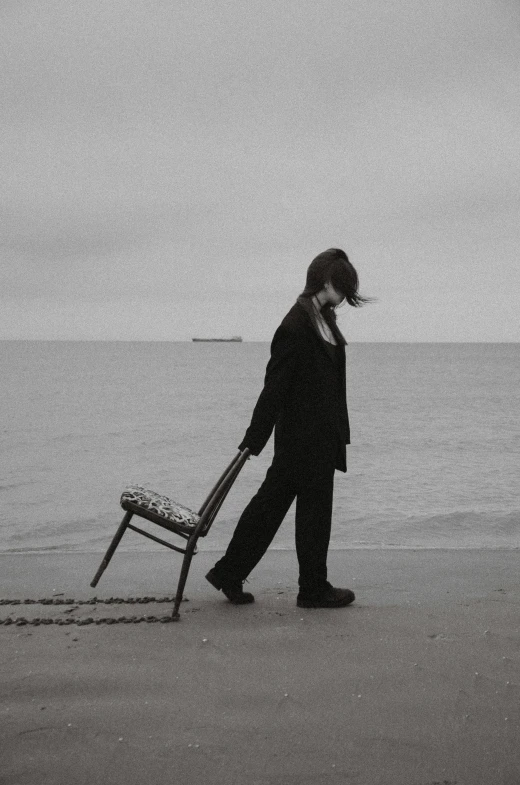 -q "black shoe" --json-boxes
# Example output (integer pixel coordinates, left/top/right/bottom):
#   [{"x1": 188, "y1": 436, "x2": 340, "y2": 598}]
[
  {"x1": 297, "y1": 584, "x2": 355, "y2": 608},
  {"x1": 205, "y1": 568, "x2": 255, "y2": 605}
]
